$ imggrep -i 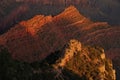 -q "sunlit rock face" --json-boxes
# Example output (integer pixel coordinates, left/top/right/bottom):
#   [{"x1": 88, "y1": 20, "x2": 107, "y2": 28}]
[
  {"x1": 53, "y1": 39, "x2": 116, "y2": 80},
  {"x1": 0, "y1": 0, "x2": 120, "y2": 34},
  {"x1": 56, "y1": 39, "x2": 82, "y2": 67}
]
